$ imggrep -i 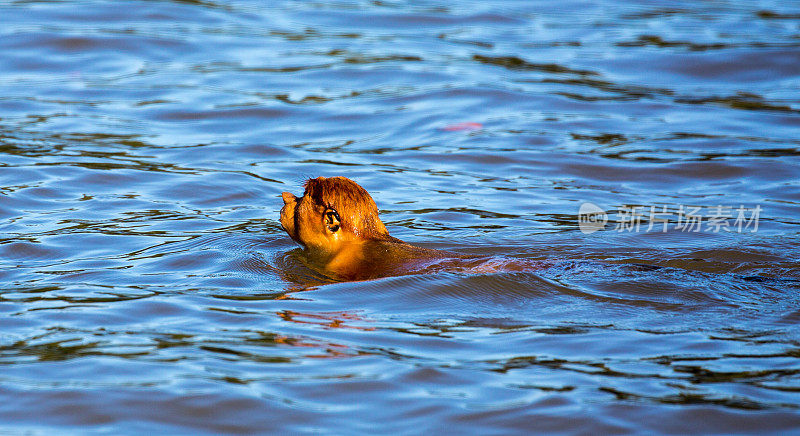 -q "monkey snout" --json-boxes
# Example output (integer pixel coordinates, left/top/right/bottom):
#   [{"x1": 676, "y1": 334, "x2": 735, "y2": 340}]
[{"x1": 281, "y1": 192, "x2": 297, "y2": 205}]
